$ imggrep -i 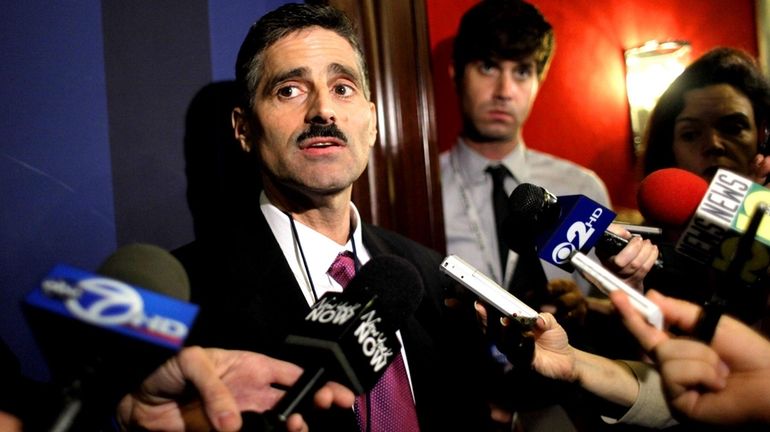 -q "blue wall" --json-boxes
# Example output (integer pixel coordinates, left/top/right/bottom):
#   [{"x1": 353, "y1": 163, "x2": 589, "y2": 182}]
[{"x1": 1, "y1": 0, "x2": 290, "y2": 382}]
